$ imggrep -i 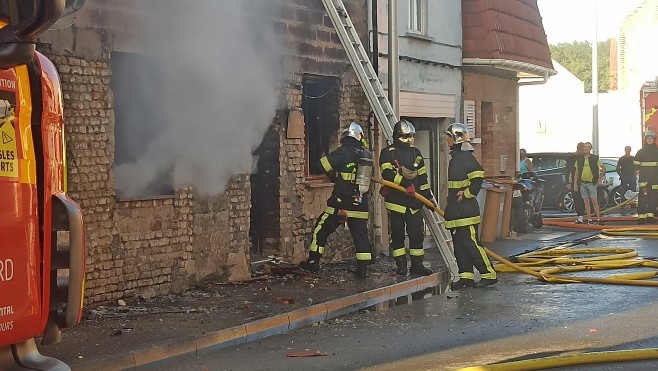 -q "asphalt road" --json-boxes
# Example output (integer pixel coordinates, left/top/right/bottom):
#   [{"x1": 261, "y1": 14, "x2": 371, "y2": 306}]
[{"x1": 138, "y1": 234, "x2": 658, "y2": 371}]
